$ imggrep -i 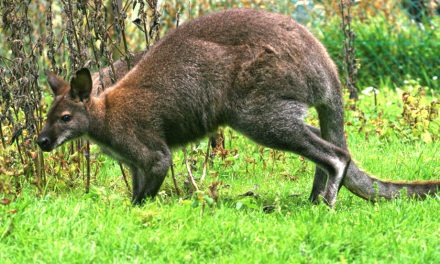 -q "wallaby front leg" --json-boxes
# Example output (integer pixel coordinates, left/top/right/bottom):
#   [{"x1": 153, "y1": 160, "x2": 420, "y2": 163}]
[
  {"x1": 129, "y1": 166, "x2": 143, "y2": 204},
  {"x1": 130, "y1": 146, "x2": 171, "y2": 205},
  {"x1": 114, "y1": 137, "x2": 171, "y2": 205}
]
